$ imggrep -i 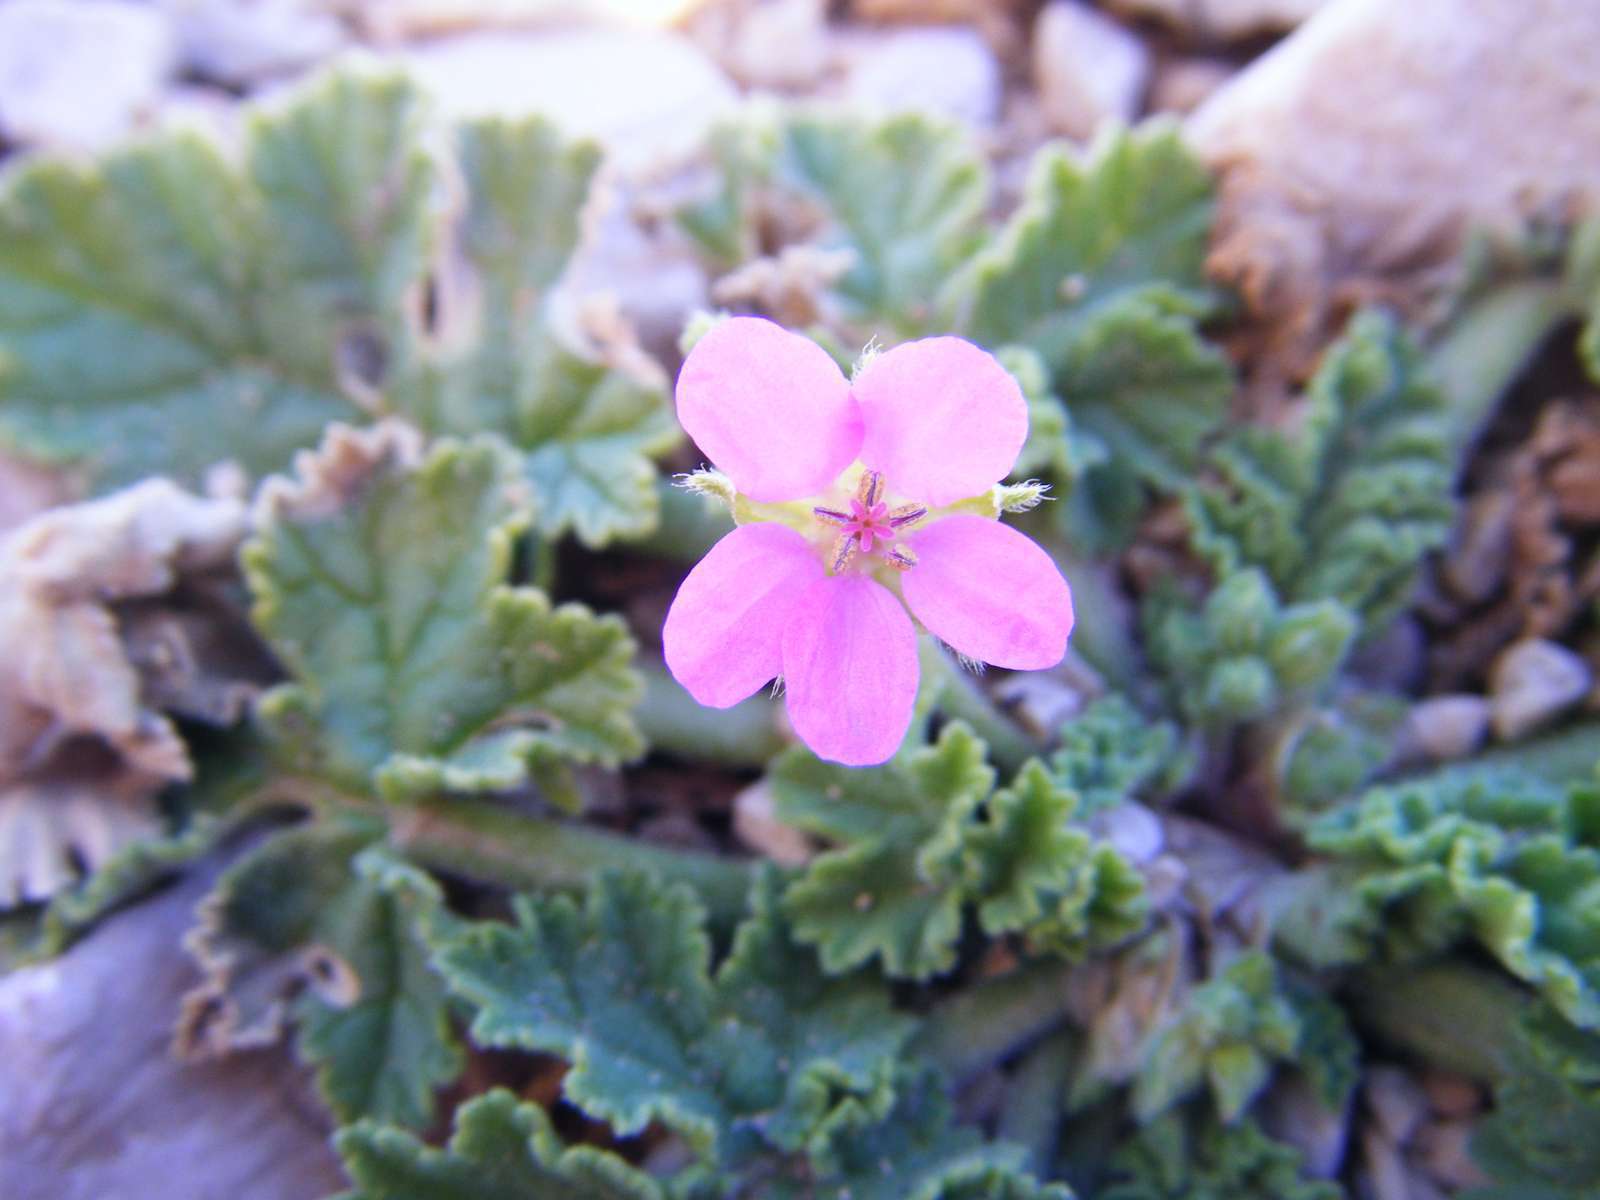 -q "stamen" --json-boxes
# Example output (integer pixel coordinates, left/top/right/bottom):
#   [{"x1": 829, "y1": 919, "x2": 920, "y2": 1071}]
[
  {"x1": 830, "y1": 531, "x2": 857, "y2": 574},
  {"x1": 858, "y1": 470, "x2": 884, "y2": 508},
  {"x1": 887, "y1": 504, "x2": 927, "y2": 528},
  {"x1": 813, "y1": 506, "x2": 852, "y2": 526},
  {"x1": 886, "y1": 545, "x2": 918, "y2": 570}
]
